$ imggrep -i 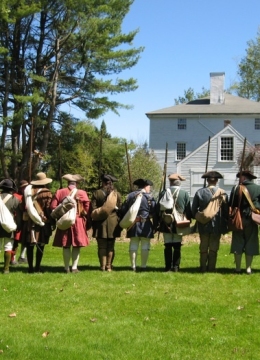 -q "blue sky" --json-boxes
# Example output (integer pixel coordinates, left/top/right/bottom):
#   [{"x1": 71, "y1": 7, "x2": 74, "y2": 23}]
[{"x1": 77, "y1": 0, "x2": 260, "y2": 143}]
